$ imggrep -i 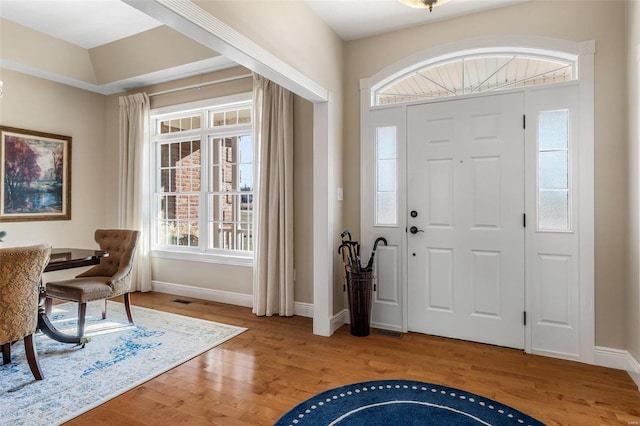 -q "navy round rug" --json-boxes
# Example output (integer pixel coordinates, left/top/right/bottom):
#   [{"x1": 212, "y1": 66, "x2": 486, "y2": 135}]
[{"x1": 275, "y1": 380, "x2": 545, "y2": 426}]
